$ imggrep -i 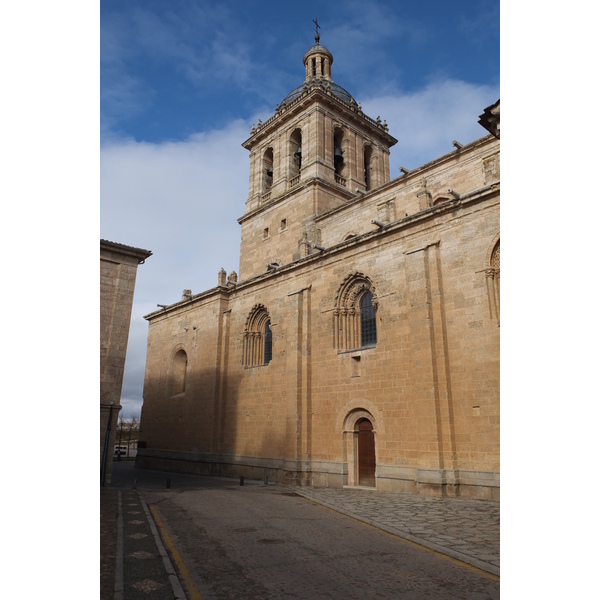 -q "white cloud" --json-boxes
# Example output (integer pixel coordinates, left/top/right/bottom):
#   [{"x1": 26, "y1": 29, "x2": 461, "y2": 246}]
[
  {"x1": 101, "y1": 118, "x2": 252, "y2": 299},
  {"x1": 102, "y1": 118, "x2": 255, "y2": 415}
]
